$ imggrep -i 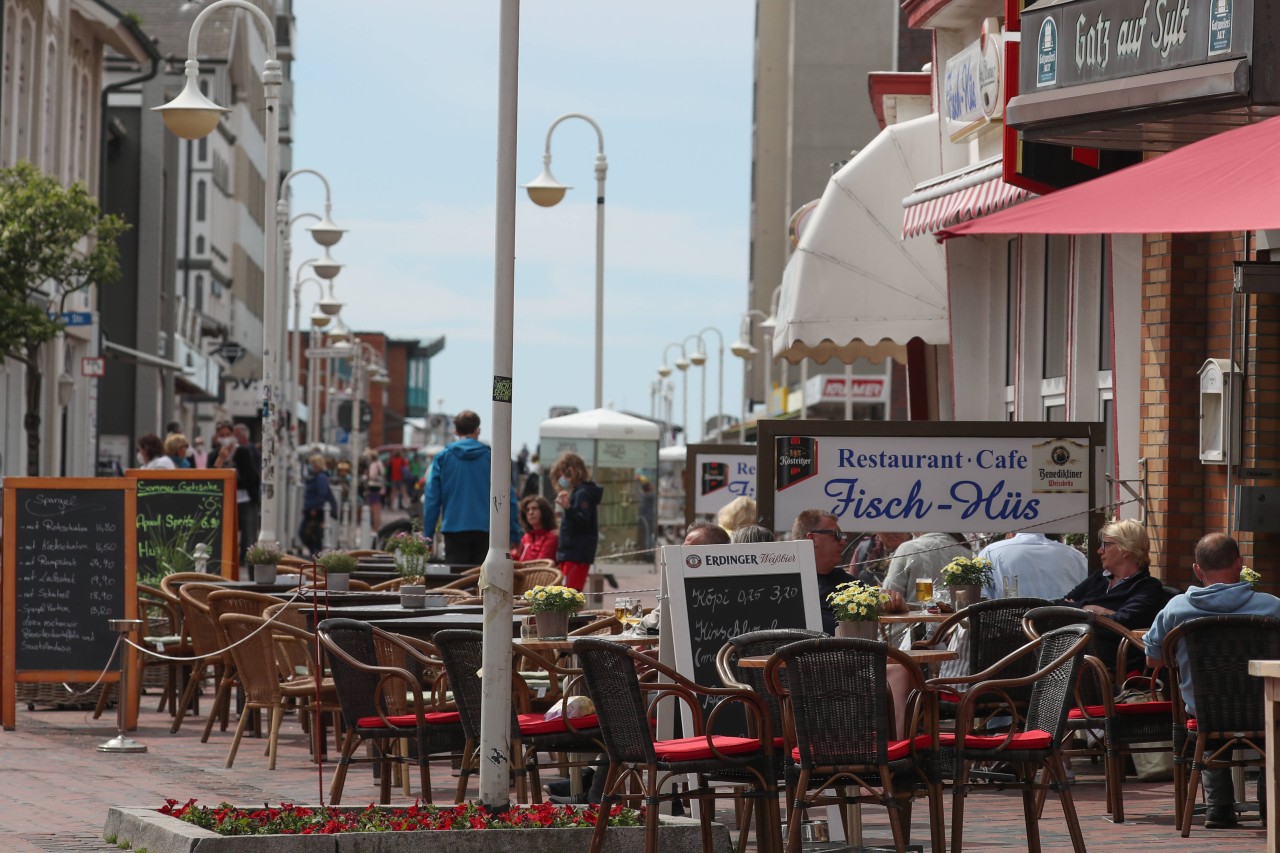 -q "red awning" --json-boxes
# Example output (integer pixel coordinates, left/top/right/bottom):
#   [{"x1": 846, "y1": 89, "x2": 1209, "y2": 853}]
[
  {"x1": 941, "y1": 115, "x2": 1280, "y2": 239},
  {"x1": 902, "y1": 159, "x2": 1035, "y2": 239}
]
